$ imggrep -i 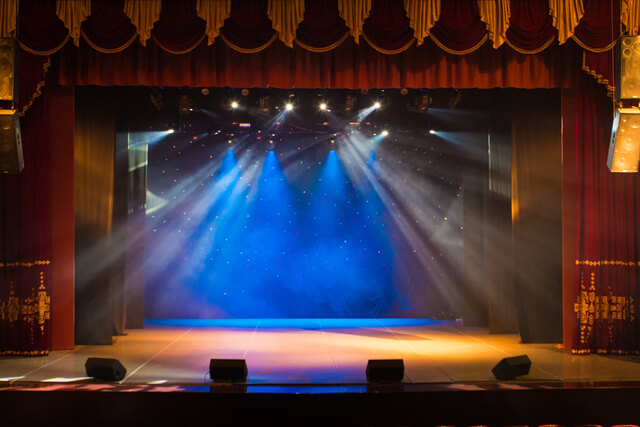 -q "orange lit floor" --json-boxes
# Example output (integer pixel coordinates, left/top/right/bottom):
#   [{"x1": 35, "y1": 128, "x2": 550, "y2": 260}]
[{"x1": 2, "y1": 319, "x2": 640, "y2": 386}]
